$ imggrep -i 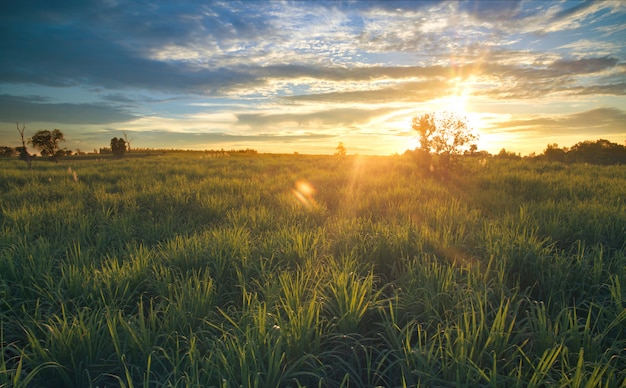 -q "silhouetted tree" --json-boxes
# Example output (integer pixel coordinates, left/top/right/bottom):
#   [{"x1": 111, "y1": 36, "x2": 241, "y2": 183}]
[
  {"x1": 567, "y1": 139, "x2": 626, "y2": 165},
  {"x1": 124, "y1": 132, "x2": 133, "y2": 153},
  {"x1": 496, "y1": 148, "x2": 521, "y2": 159},
  {"x1": 411, "y1": 111, "x2": 478, "y2": 167},
  {"x1": 543, "y1": 143, "x2": 567, "y2": 162},
  {"x1": 16, "y1": 123, "x2": 32, "y2": 167},
  {"x1": 1, "y1": 146, "x2": 17, "y2": 158},
  {"x1": 30, "y1": 129, "x2": 64, "y2": 161},
  {"x1": 335, "y1": 142, "x2": 347, "y2": 156},
  {"x1": 110, "y1": 137, "x2": 127, "y2": 157}
]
